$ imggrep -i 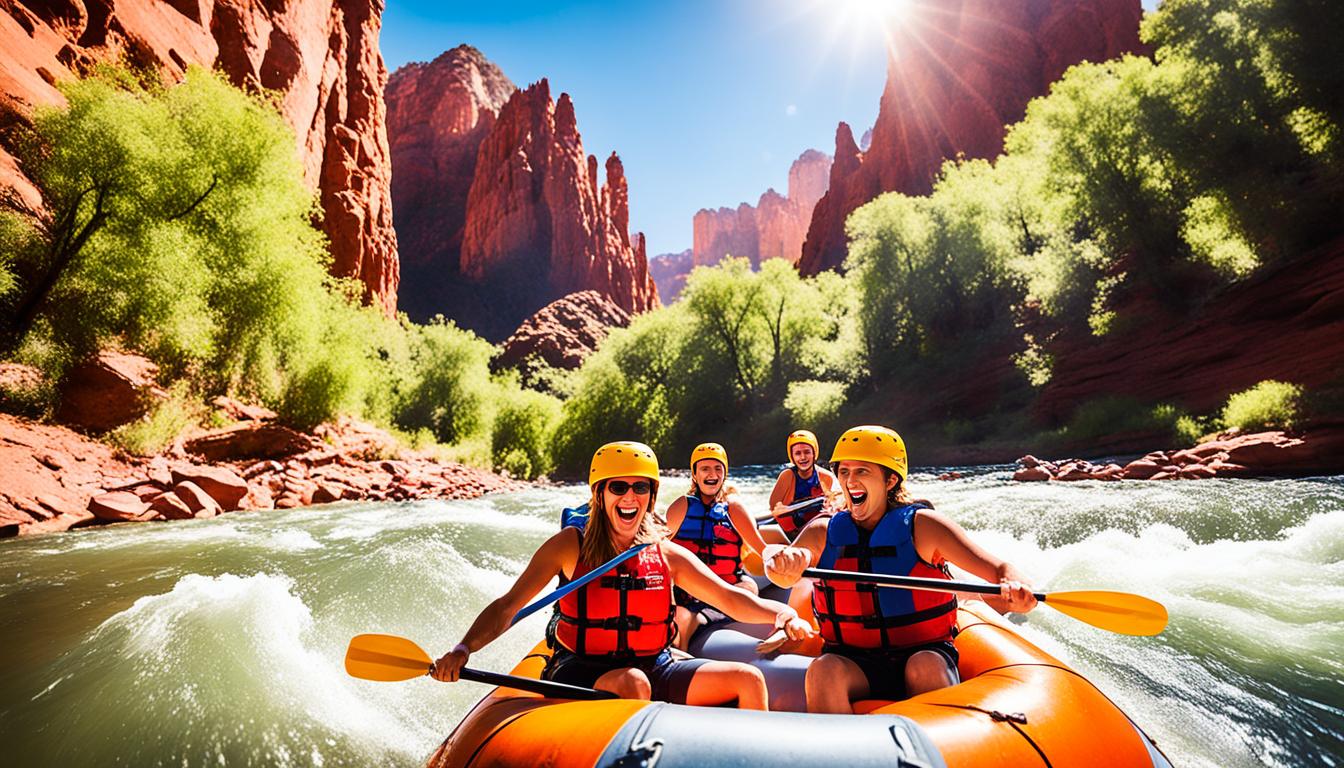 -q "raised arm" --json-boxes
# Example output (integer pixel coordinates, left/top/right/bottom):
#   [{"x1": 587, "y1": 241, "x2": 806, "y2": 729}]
[
  {"x1": 726, "y1": 495, "x2": 768, "y2": 556},
  {"x1": 912, "y1": 509, "x2": 1037, "y2": 614},
  {"x1": 665, "y1": 541, "x2": 811, "y2": 640},
  {"x1": 430, "y1": 528, "x2": 577, "y2": 681}
]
